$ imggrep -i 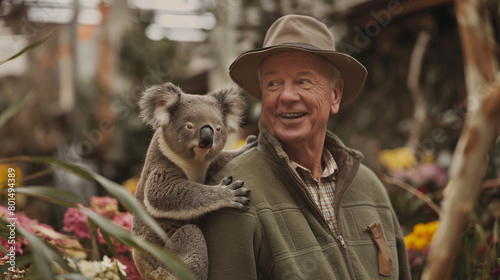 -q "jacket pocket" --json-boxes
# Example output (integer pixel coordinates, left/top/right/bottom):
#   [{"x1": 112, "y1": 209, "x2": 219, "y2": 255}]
[
  {"x1": 365, "y1": 222, "x2": 392, "y2": 276},
  {"x1": 340, "y1": 206, "x2": 399, "y2": 279}
]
